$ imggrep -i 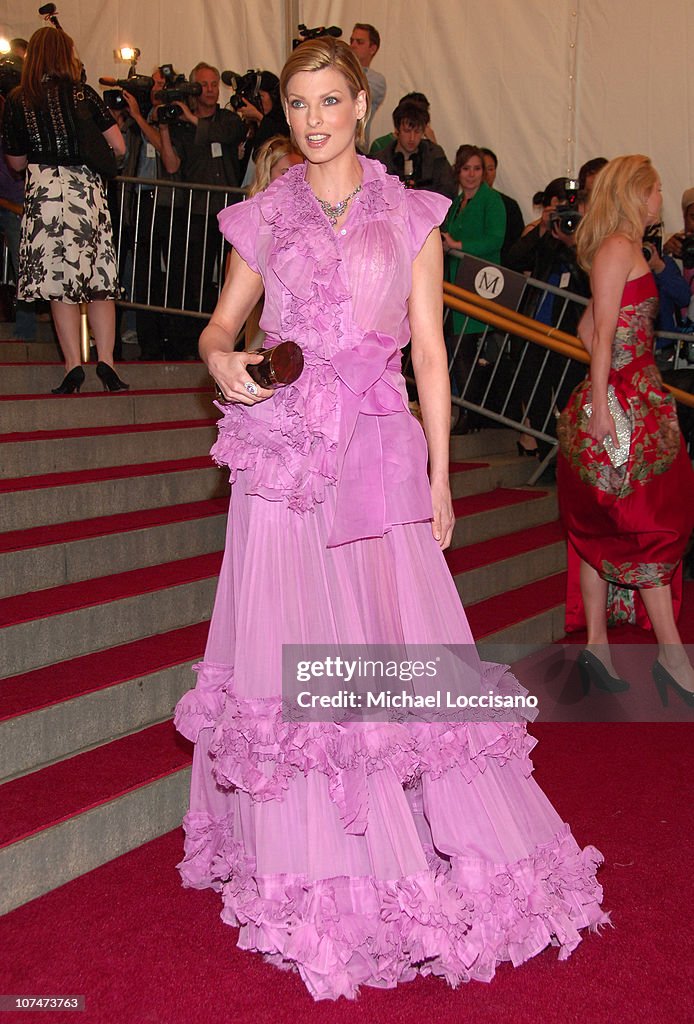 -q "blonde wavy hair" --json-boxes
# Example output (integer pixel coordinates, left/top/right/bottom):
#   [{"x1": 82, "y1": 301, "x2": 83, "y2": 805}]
[
  {"x1": 248, "y1": 135, "x2": 303, "y2": 197},
  {"x1": 279, "y1": 37, "x2": 370, "y2": 149},
  {"x1": 575, "y1": 154, "x2": 658, "y2": 272}
]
